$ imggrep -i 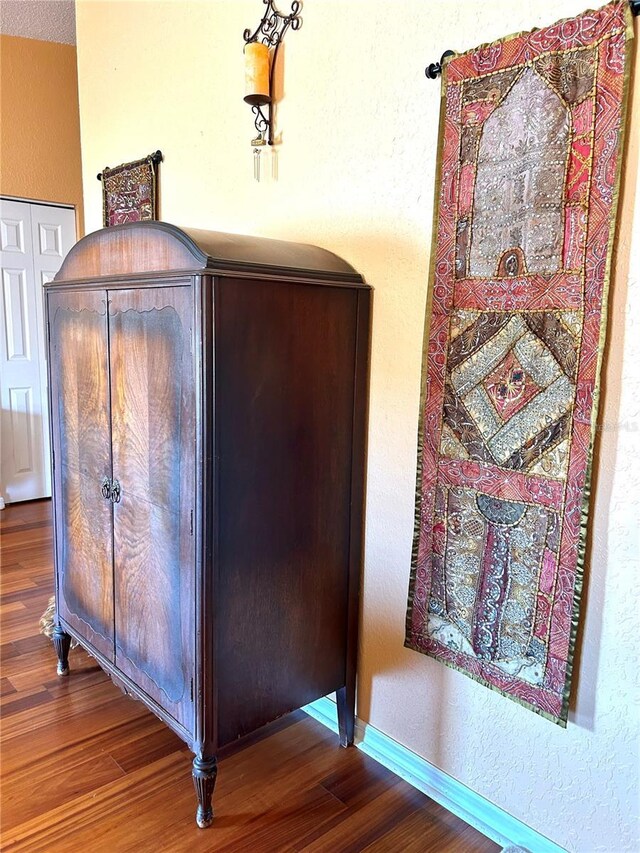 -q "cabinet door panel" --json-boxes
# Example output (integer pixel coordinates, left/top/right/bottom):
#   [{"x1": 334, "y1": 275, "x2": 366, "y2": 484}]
[
  {"x1": 109, "y1": 286, "x2": 194, "y2": 732},
  {"x1": 48, "y1": 290, "x2": 114, "y2": 660}
]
